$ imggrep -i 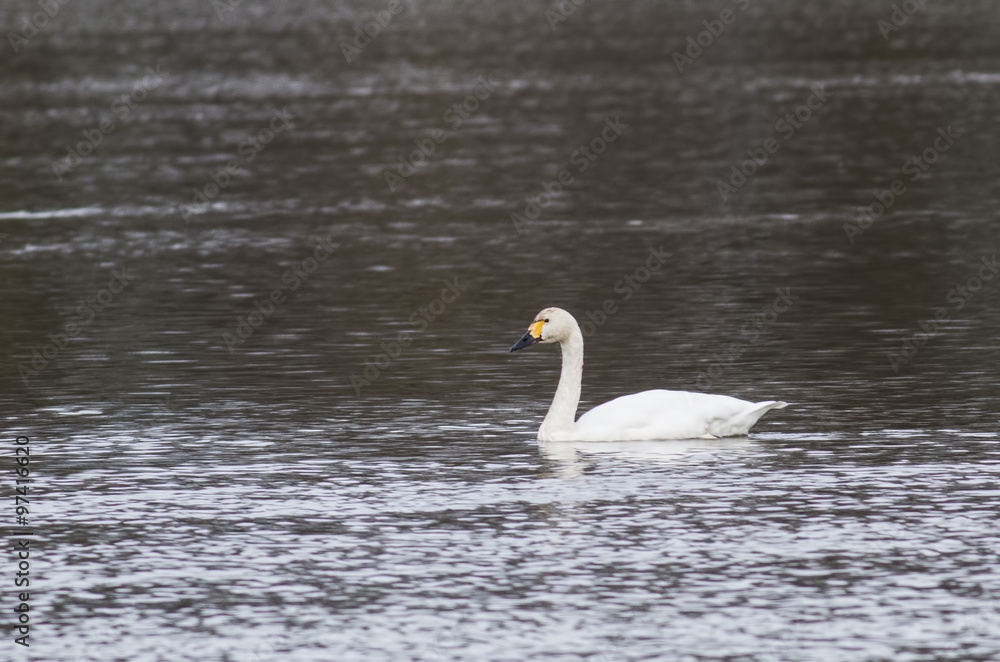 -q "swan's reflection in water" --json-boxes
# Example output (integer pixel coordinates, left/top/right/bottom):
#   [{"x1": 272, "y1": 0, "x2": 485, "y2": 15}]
[{"x1": 538, "y1": 437, "x2": 755, "y2": 477}]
